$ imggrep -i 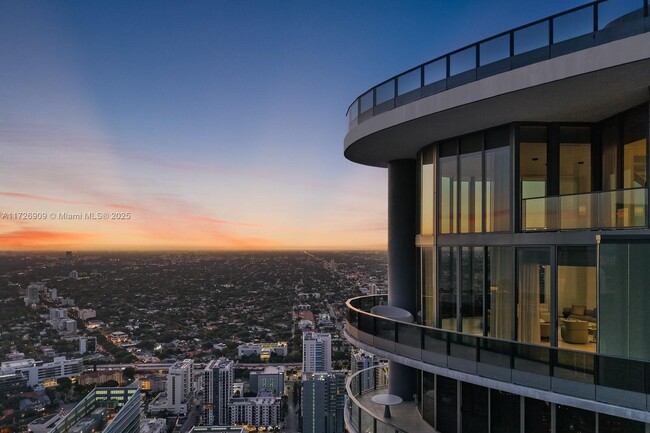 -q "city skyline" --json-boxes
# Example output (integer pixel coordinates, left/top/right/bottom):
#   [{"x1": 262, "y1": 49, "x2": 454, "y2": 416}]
[{"x1": 0, "y1": 0, "x2": 588, "y2": 250}]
